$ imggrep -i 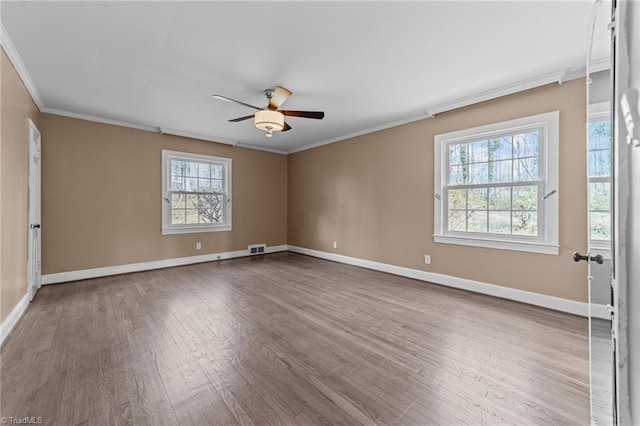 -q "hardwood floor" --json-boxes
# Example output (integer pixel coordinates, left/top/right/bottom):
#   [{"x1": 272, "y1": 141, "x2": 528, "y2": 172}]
[{"x1": 0, "y1": 252, "x2": 589, "y2": 425}]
